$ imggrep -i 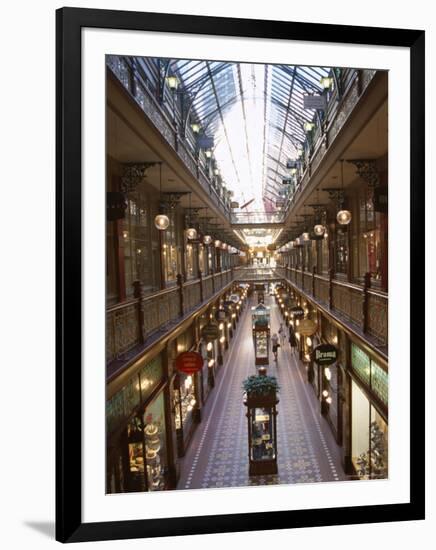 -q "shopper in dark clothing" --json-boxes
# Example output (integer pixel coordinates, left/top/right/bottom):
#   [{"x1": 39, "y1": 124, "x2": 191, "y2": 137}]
[{"x1": 289, "y1": 324, "x2": 297, "y2": 353}]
